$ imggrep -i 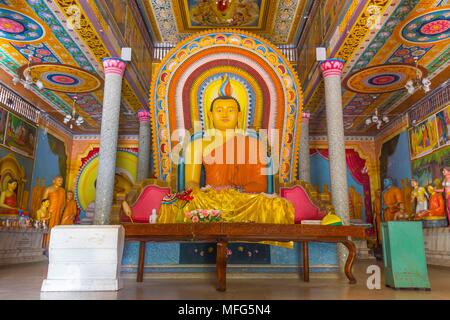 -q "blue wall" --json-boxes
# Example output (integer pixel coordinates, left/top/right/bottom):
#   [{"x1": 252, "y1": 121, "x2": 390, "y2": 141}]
[
  {"x1": 385, "y1": 131, "x2": 412, "y2": 186},
  {"x1": 31, "y1": 129, "x2": 66, "y2": 189},
  {"x1": 121, "y1": 242, "x2": 338, "y2": 273}
]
